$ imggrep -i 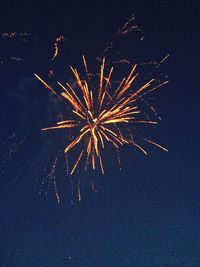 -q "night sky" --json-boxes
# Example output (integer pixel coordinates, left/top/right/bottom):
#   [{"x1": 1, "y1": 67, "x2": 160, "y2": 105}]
[{"x1": 0, "y1": 1, "x2": 200, "y2": 266}]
